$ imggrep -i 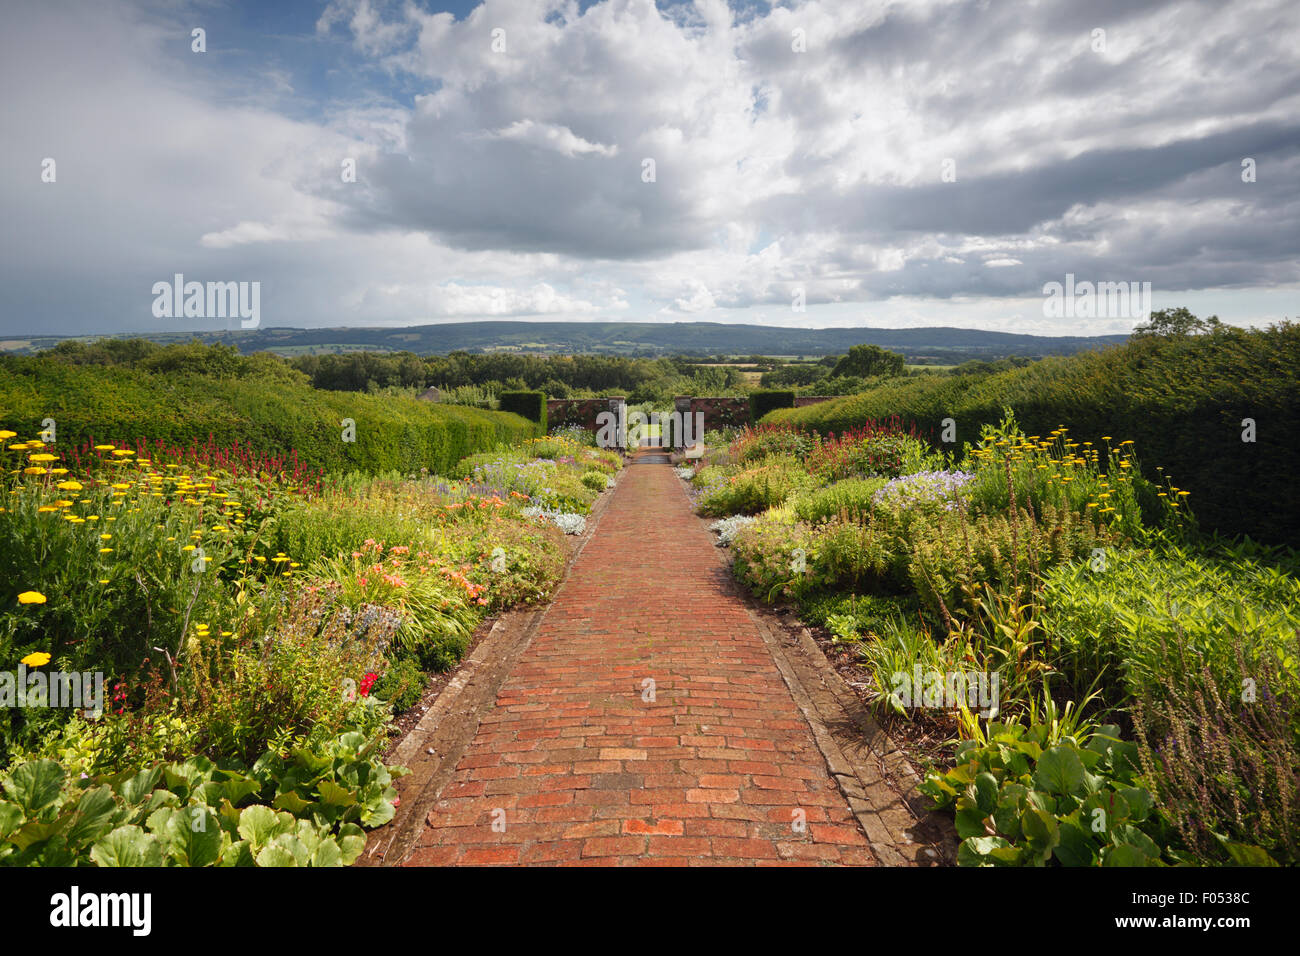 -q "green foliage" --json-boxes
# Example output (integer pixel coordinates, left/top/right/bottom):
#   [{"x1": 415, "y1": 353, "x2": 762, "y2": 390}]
[
  {"x1": 1132, "y1": 640, "x2": 1297, "y2": 866},
  {"x1": 791, "y1": 478, "x2": 888, "y2": 523},
  {"x1": 695, "y1": 458, "x2": 816, "y2": 517},
  {"x1": 831, "y1": 344, "x2": 905, "y2": 379},
  {"x1": 768, "y1": 321, "x2": 1300, "y2": 543},
  {"x1": 1039, "y1": 546, "x2": 1300, "y2": 707},
  {"x1": 0, "y1": 353, "x2": 539, "y2": 477},
  {"x1": 371, "y1": 658, "x2": 427, "y2": 714},
  {"x1": 0, "y1": 731, "x2": 405, "y2": 867},
  {"x1": 749, "y1": 390, "x2": 795, "y2": 421},
  {"x1": 581, "y1": 470, "x2": 610, "y2": 492},
  {"x1": 919, "y1": 704, "x2": 1168, "y2": 867},
  {"x1": 498, "y1": 391, "x2": 547, "y2": 431}
]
